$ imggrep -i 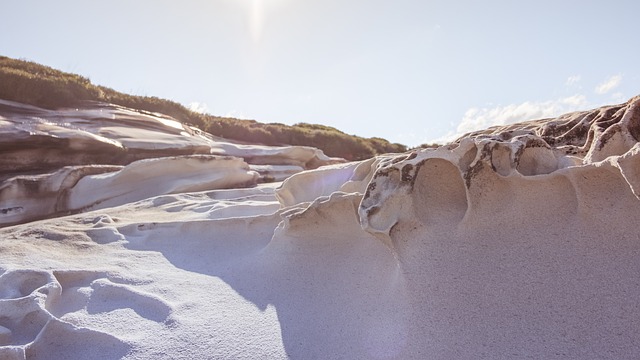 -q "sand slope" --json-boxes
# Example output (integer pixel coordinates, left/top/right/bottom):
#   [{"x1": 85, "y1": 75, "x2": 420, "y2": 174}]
[{"x1": 1, "y1": 96, "x2": 640, "y2": 359}]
